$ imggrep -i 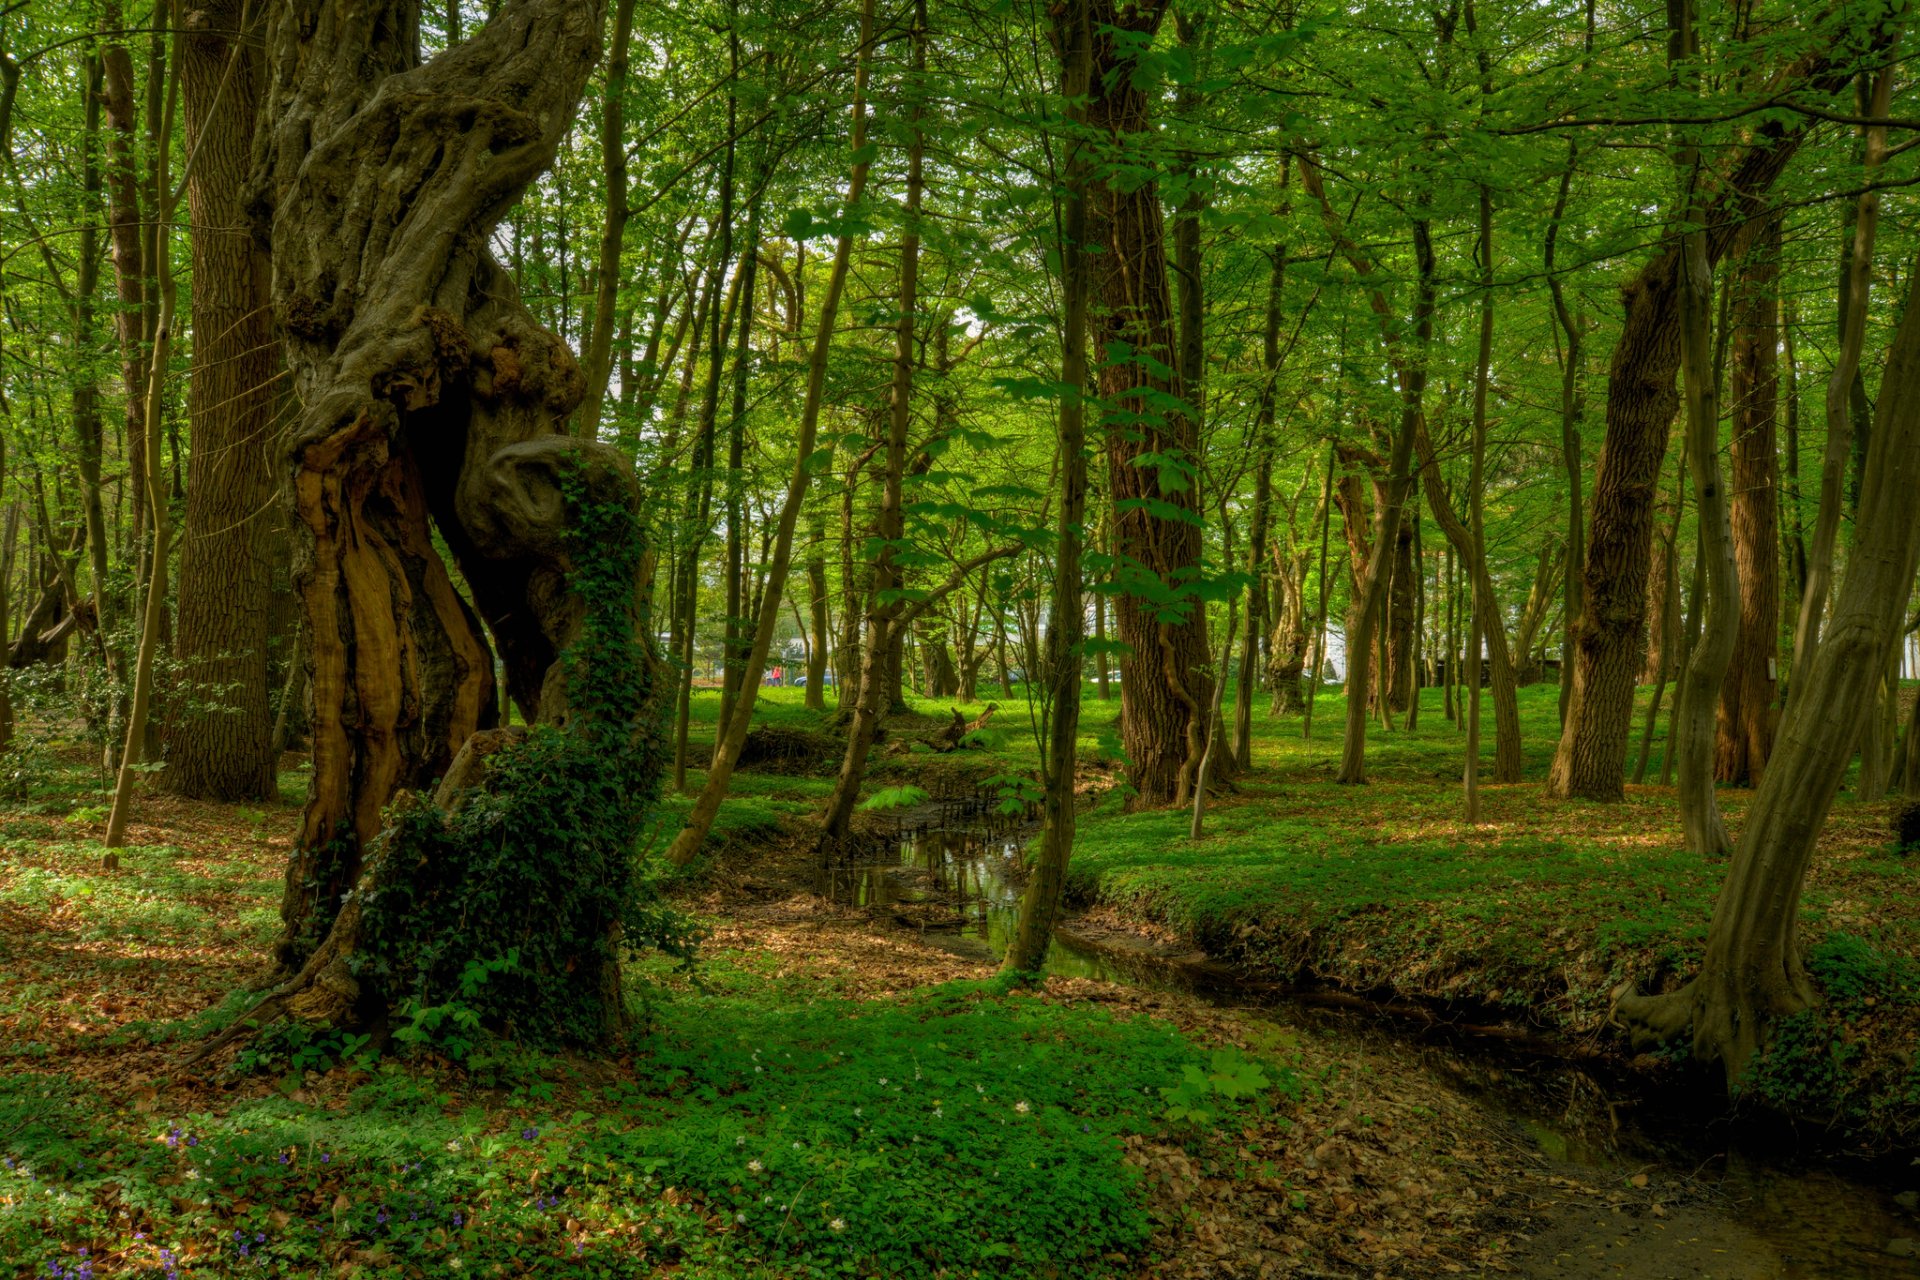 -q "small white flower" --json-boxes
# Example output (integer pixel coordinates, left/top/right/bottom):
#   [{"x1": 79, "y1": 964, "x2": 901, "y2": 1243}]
[
  {"x1": 974, "y1": 1084, "x2": 984, "y2": 1094},
  {"x1": 1014, "y1": 1100, "x2": 1031, "y2": 1114},
  {"x1": 854, "y1": 1107, "x2": 863, "y2": 1117},
  {"x1": 762, "y1": 1195, "x2": 772, "y2": 1204},
  {"x1": 878, "y1": 1077, "x2": 888, "y2": 1085},
  {"x1": 748, "y1": 1159, "x2": 764, "y2": 1173},
  {"x1": 933, "y1": 1107, "x2": 944, "y2": 1119},
  {"x1": 735, "y1": 1212, "x2": 746, "y2": 1224},
  {"x1": 735, "y1": 1136, "x2": 746, "y2": 1147},
  {"x1": 792, "y1": 1141, "x2": 801, "y2": 1150},
  {"x1": 754, "y1": 1066, "x2": 763, "y2": 1074},
  {"x1": 831, "y1": 1218, "x2": 847, "y2": 1232}
]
